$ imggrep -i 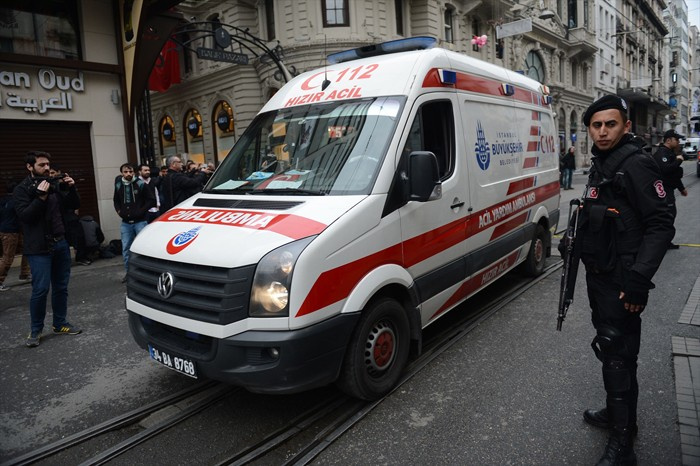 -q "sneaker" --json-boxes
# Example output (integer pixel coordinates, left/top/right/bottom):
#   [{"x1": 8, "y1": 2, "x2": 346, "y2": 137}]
[
  {"x1": 26, "y1": 331, "x2": 41, "y2": 347},
  {"x1": 76, "y1": 259, "x2": 92, "y2": 266},
  {"x1": 18, "y1": 275, "x2": 31, "y2": 281},
  {"x1": 0, "y1": 284, "x2": 9, "y2": 292},
  {"x1": 52, "y1": 324, "x2": 82, "y2": 335},
  {"x1": 668, "y1": 243, "x2": 680, "y2": 250}
]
